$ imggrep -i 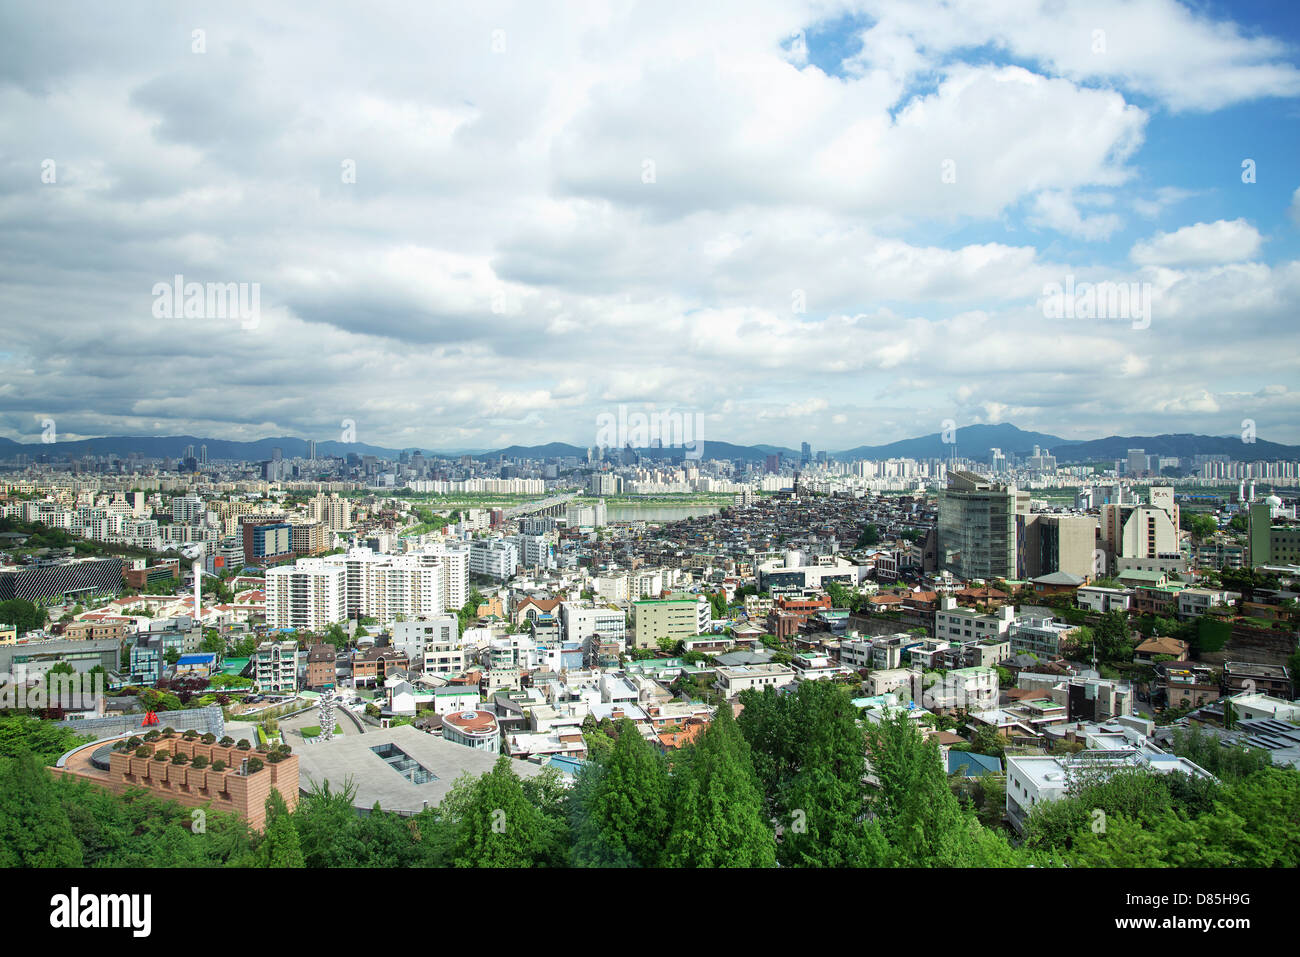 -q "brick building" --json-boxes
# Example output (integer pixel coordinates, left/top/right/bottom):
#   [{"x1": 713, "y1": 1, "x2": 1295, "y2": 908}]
[{"x1": 51, "y1": 733, "x2": 299, "y2": 831}]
